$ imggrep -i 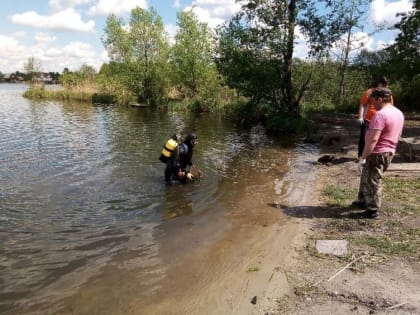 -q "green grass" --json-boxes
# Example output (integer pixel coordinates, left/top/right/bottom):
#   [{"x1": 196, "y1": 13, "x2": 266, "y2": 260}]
[
  {"x1": 383, "y1": 177, "x2": 420, "y2": 215},
  {"x1": 321, "y1": 177, "x2": 420, "y2": 261},
  {"x1": 350, "y1": 232, "x2": 419, "y2": 257},
  {"x1": 323, "y1": 185, "x2": 356, "y2": 207}
]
